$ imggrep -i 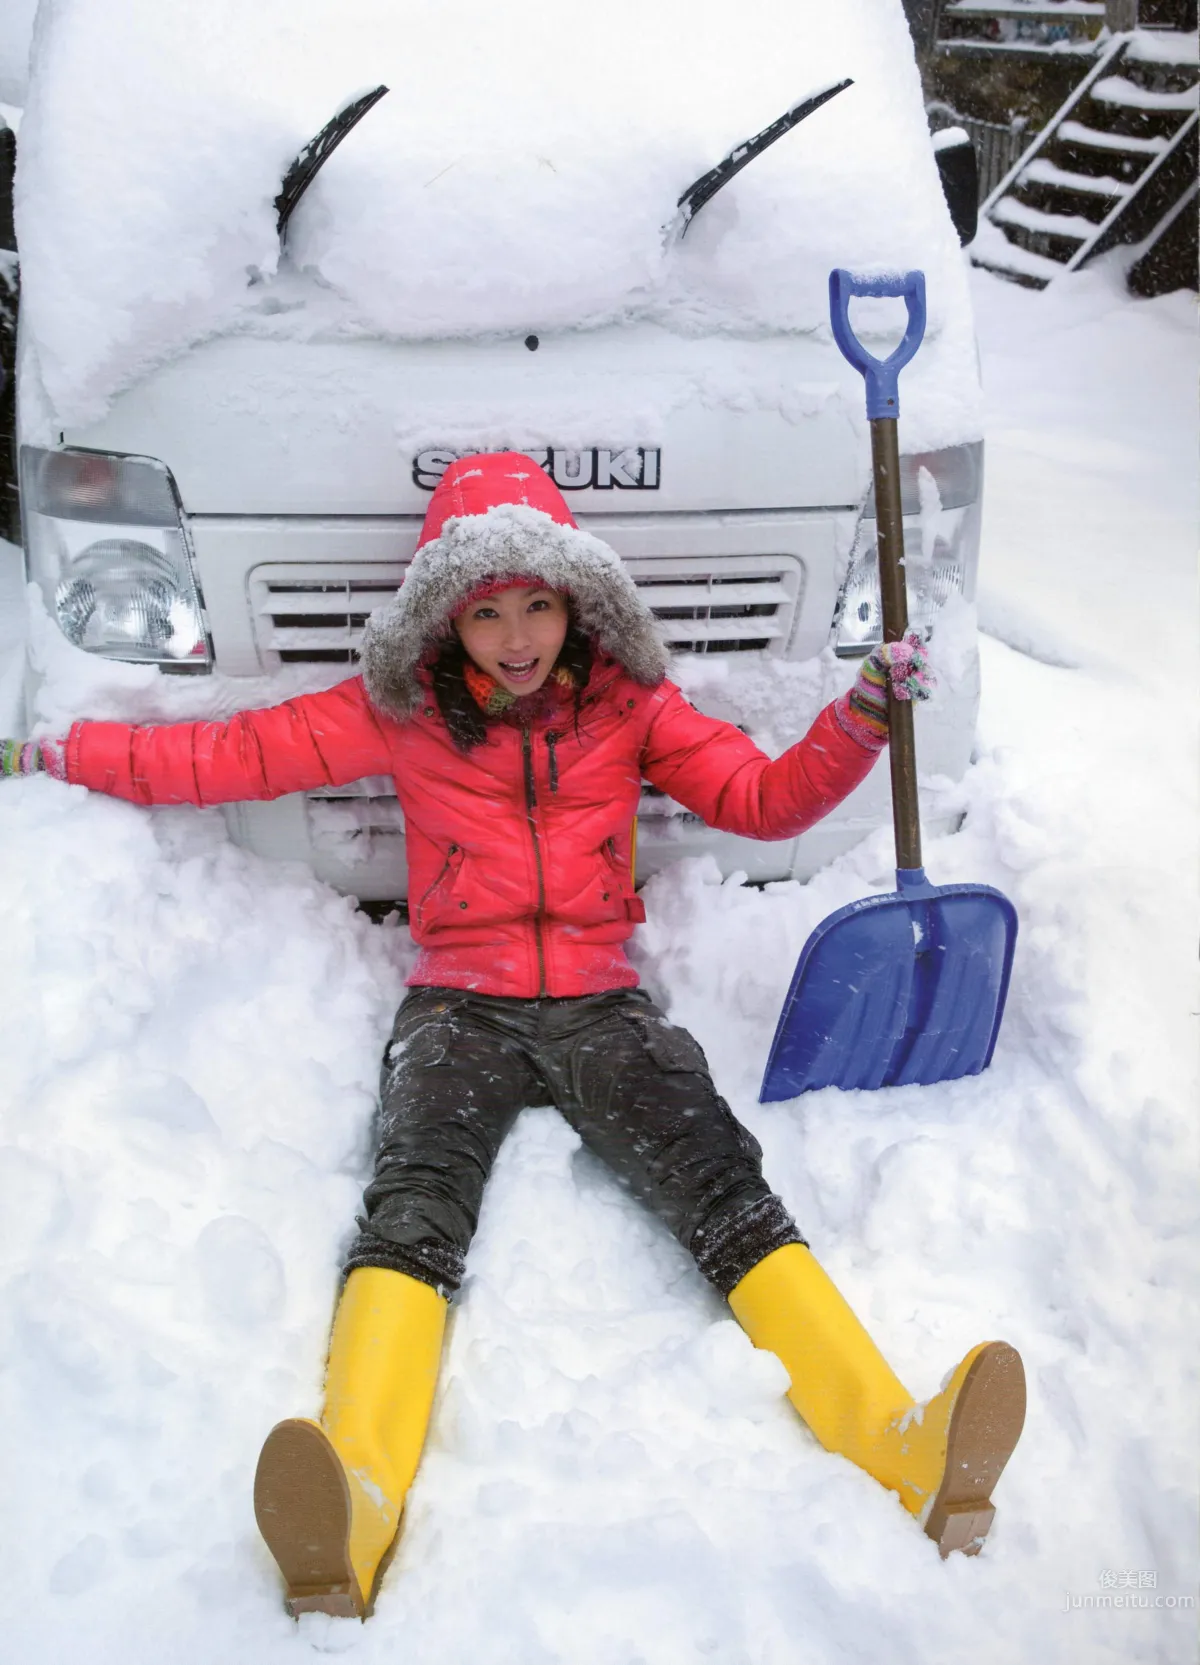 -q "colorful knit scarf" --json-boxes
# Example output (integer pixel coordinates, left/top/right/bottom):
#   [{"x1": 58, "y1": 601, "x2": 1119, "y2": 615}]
[{"x1": 463, "y1": 659, "x2": 575, "y2": 716}]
